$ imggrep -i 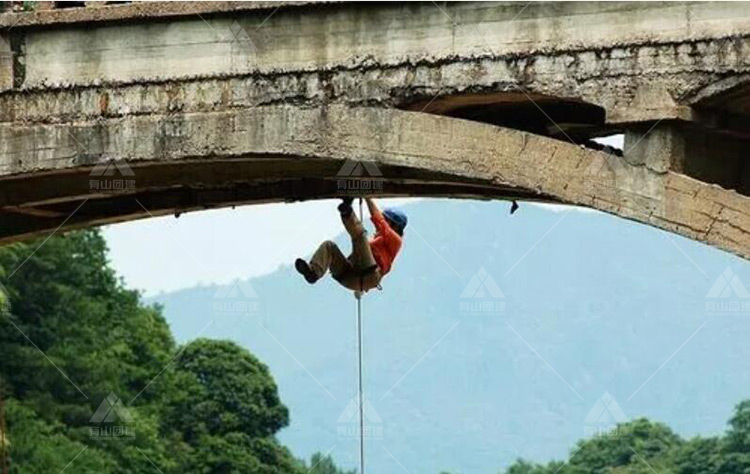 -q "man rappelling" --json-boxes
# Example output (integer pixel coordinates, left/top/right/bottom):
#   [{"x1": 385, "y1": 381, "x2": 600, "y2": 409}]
[{"x1": 294, "y1": 197, "x2": 407, "y2": 292}]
